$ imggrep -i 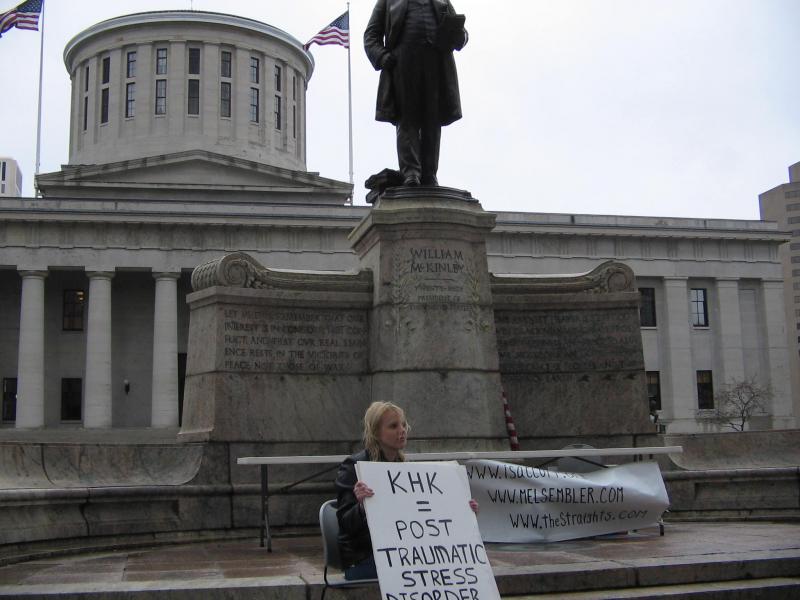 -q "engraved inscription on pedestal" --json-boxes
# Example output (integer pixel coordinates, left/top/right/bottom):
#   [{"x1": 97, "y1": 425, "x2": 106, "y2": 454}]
[
  {"x1": 390, "y1": 243, "x2": 490, "y2": 334},
  {"x1": 495, "y1": 309, "x2": 643, "y2": 374},
  {"x1": 221, "y1": 307, "x2": 368, "y2": 373},
  {"x1": 394, "y1": 245, "x2": 472, "y2": 304}
]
